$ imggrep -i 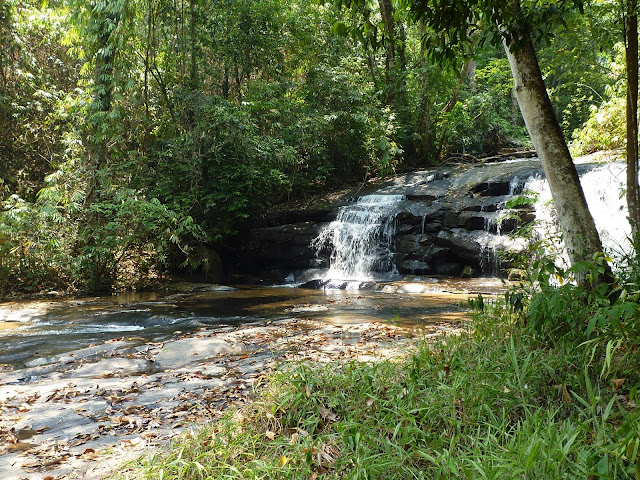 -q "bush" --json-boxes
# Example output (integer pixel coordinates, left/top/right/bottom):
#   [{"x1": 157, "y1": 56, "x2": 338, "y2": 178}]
[{"x1": 571, "y1": 97, "x2": 626, "y2": 156}]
